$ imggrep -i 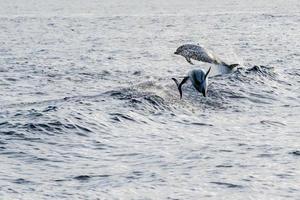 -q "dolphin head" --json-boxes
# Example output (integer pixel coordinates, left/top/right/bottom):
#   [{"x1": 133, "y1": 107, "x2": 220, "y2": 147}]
[
  {"x1": 174, "y1": 45, "x2": 185, "y2": 55},
  {"x1": 174, "y1": 49, "x2": 180, "y2": 55}
]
